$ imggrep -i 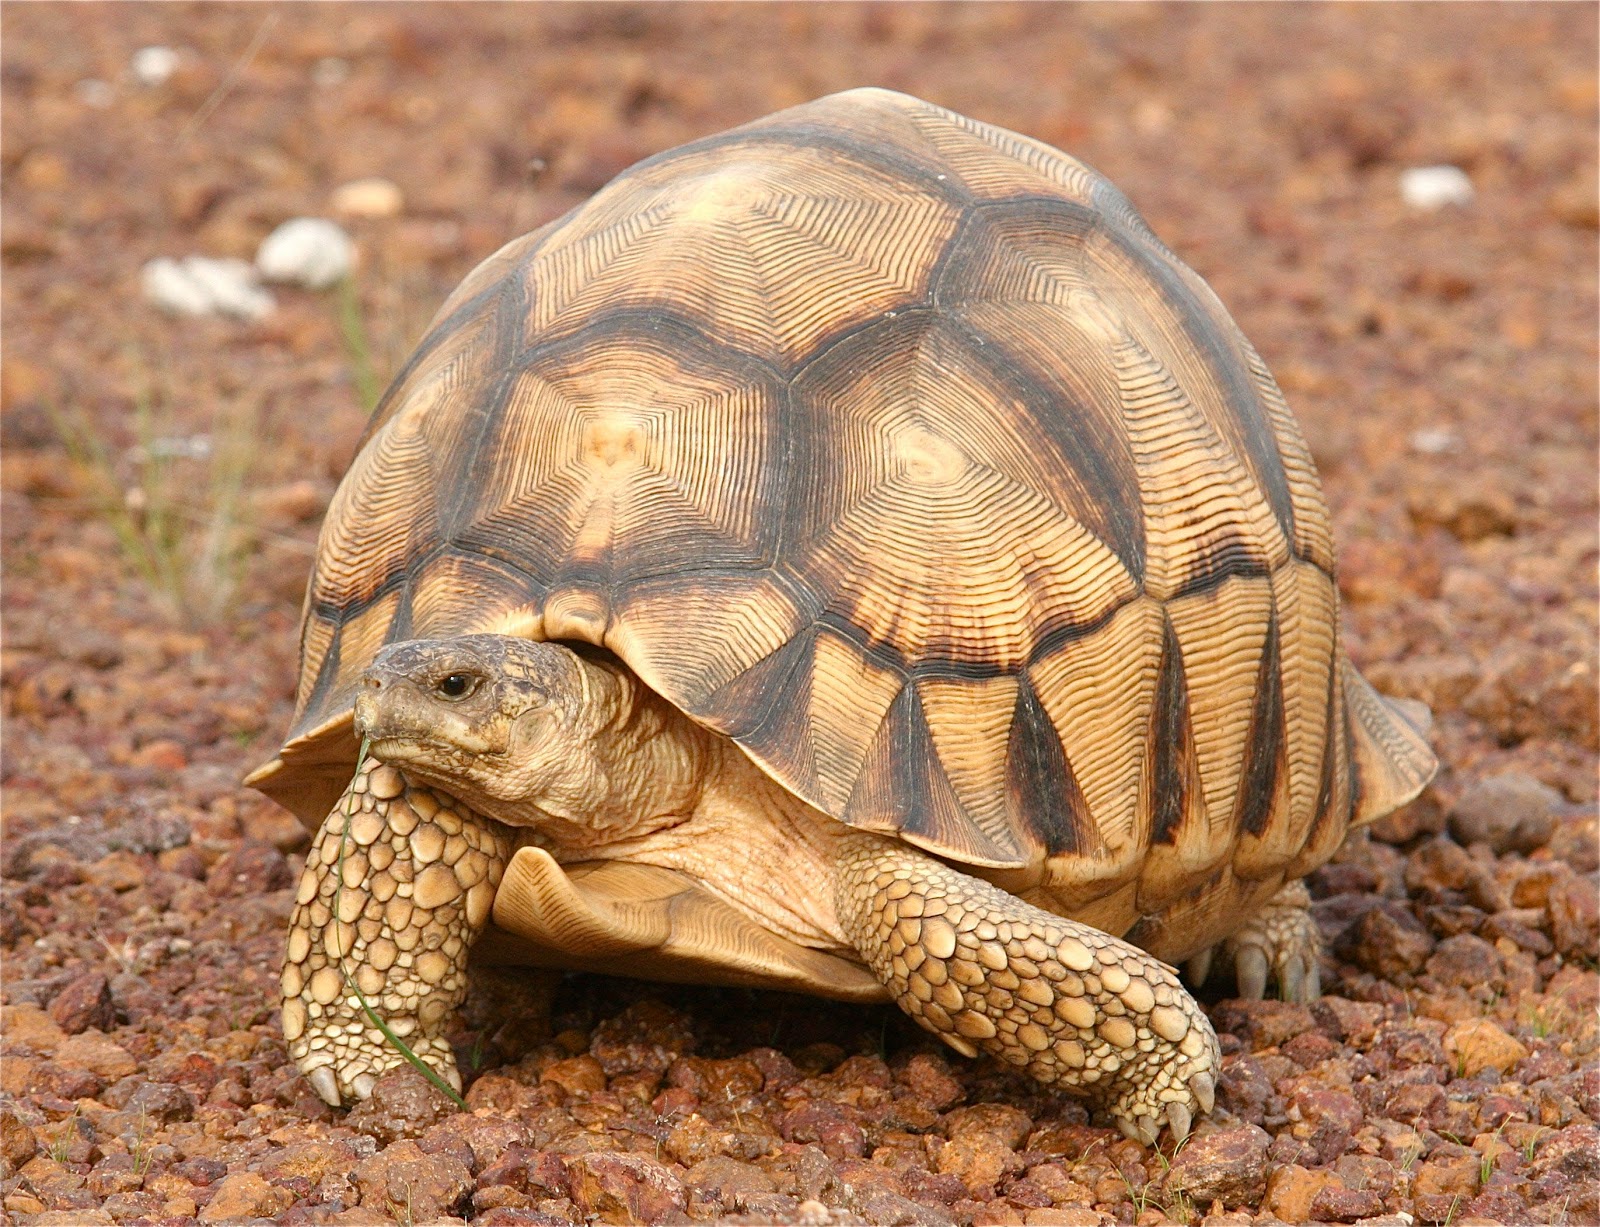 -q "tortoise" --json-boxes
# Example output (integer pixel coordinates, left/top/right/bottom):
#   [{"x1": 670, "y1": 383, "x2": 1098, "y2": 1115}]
[{"x1": 249, "y1": 88, "x2": 1436, "y2": 1144}]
